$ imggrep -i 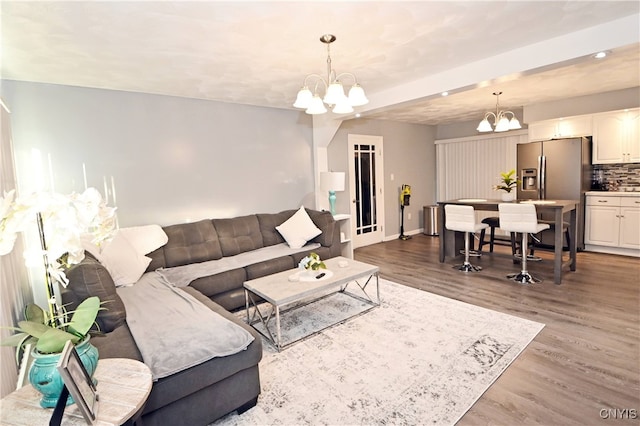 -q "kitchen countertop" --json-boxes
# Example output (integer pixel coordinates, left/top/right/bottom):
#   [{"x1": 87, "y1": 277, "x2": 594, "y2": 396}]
[{"x1": 586, "y1": 191, "x2": 640, "y2": 197}]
